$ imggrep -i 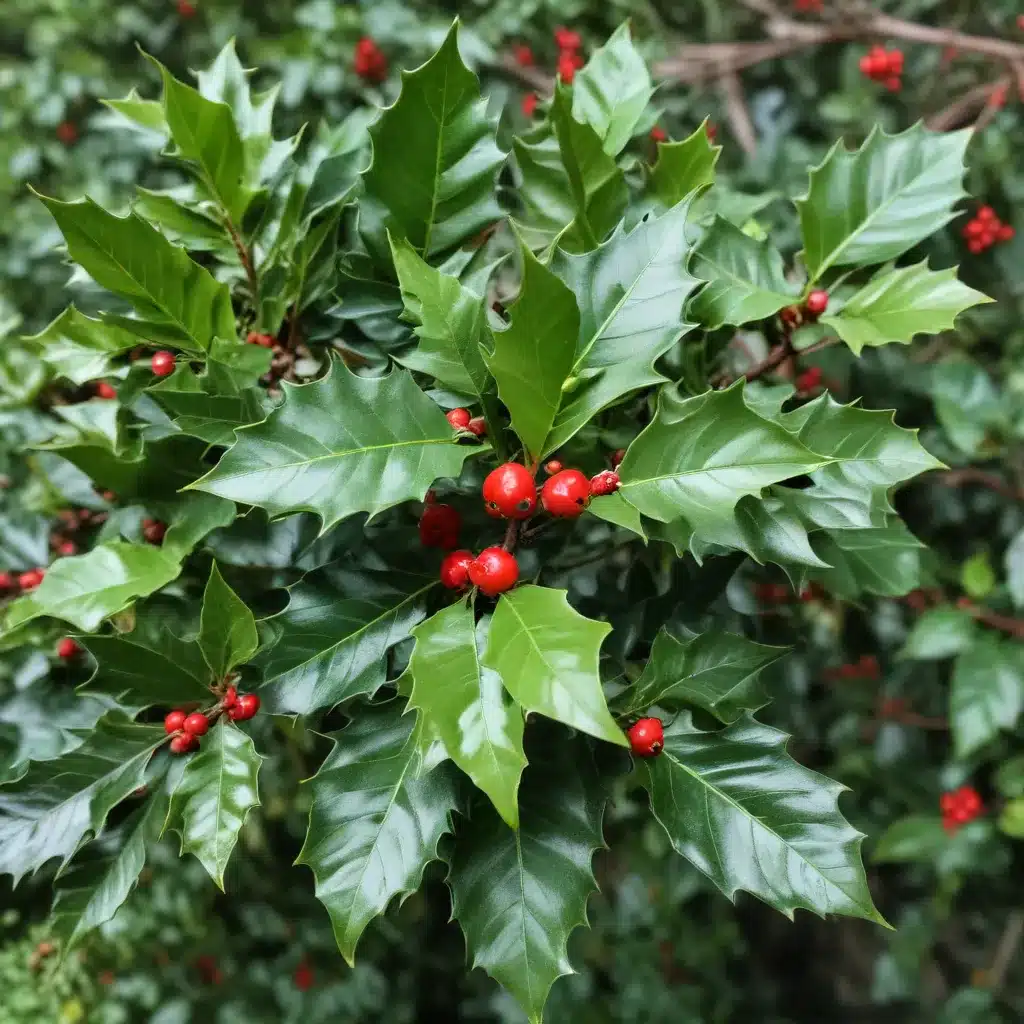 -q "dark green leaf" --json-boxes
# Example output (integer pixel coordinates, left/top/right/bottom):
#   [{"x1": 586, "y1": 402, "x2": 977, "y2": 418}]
[
  {"x1": 951, "y1": 637, "x2": 1024, "y2": 759},
  {"x1": 650, "y1": 121, "x2": 721, "y2": 208},
  {"x1": 199, "y1": 562, "x2": 258, "y2": 679},
  {"x1": 899, "y1": 606, "x2": 978, "y2": 661},
  {"x1": 872, "y1": 816, "x2": 949, "y2": 865}
]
